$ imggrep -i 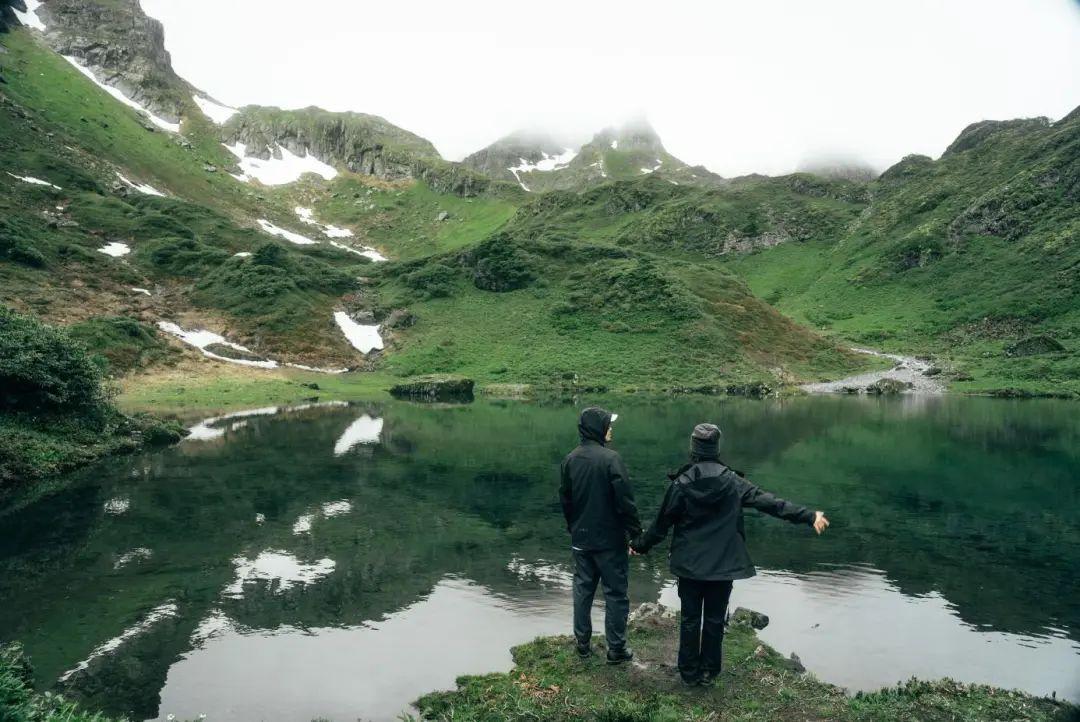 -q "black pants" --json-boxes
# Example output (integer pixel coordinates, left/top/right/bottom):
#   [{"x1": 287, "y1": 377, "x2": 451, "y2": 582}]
[
  {"x1": 572, "y1": 547, "x2": 629, "y2": 652},
  {"x1": 677, "y1": 577, "x2": 734, "y2": 681}
]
